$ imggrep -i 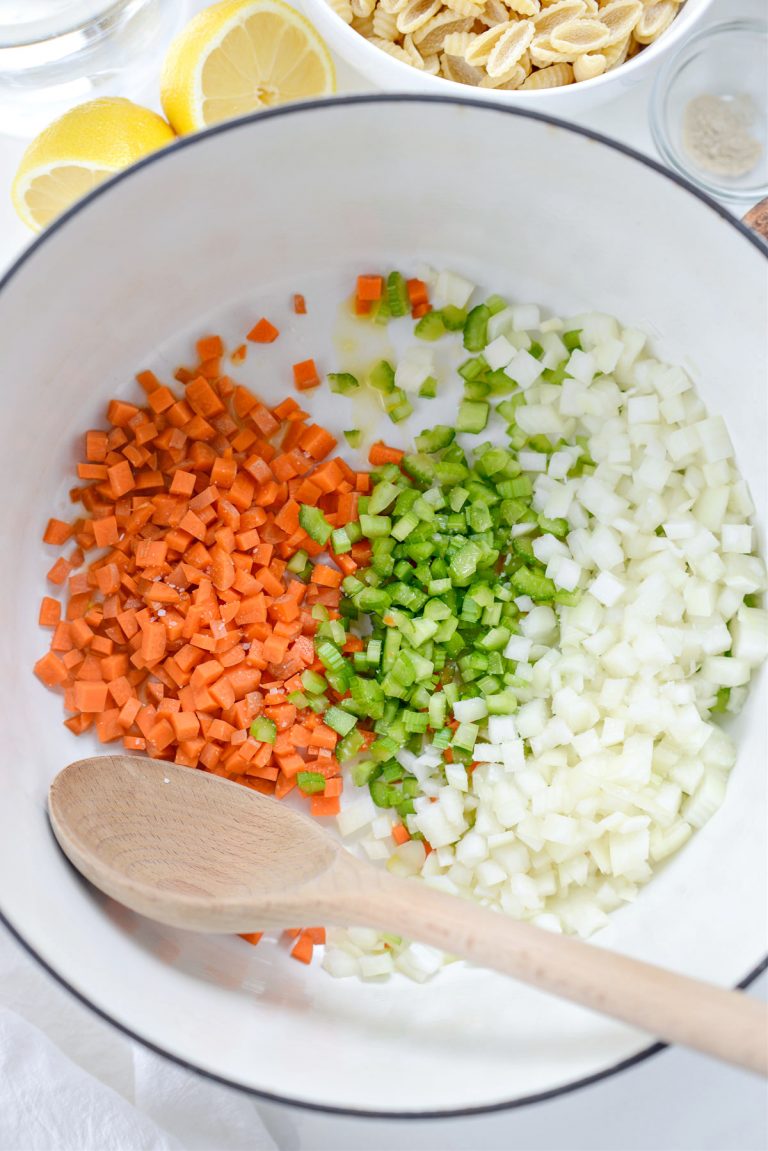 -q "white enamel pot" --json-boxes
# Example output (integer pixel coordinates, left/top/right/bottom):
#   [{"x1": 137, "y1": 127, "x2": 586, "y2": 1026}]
[{"x1": 0, "y1": 97, "x2": 765, "y2": 1117}]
